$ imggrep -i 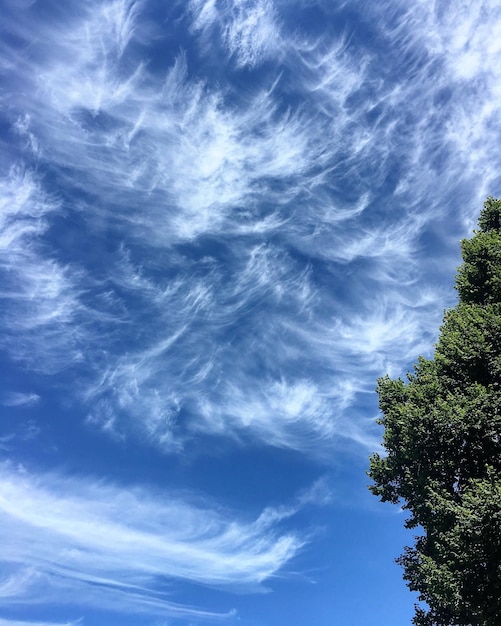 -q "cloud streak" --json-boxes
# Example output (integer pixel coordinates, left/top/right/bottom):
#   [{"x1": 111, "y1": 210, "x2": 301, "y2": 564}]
[
  {"x1": 0, "y1": 463, "x2": 304, "y2": 618},
  {"x1": 1, "y1": 393, "x2": 40, "y2": 408},
  {"x1": 1, "y1": 0, "x2": 501, "y2": 458},
  {"x1": 0, "y1": 620, "x2": 81, "y2": 626},
  {"x1": 0, "y1": 166, "x2": 88, "y2": 373},
  {"x1": 190, "y1": 0, "x2": 283, "y2": 68}
]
